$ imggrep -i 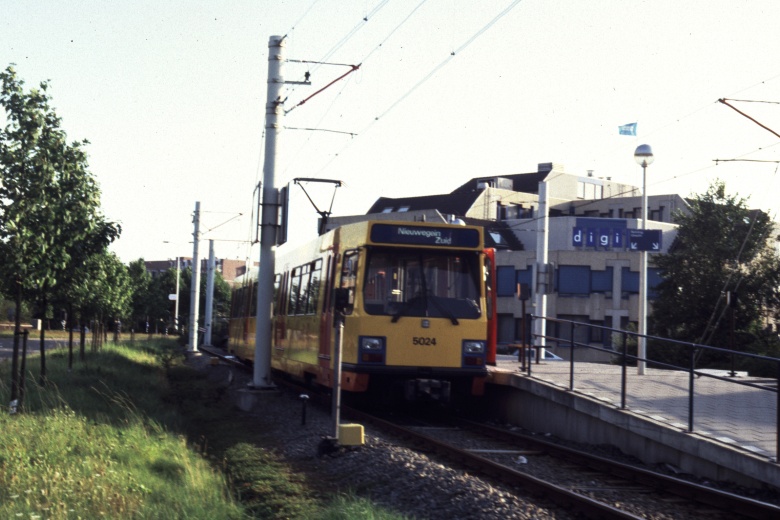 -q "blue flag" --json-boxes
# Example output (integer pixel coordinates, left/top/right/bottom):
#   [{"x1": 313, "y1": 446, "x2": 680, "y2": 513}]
[{"x1": 619, "y1": 122, "x2": 637, "y2": 136}]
